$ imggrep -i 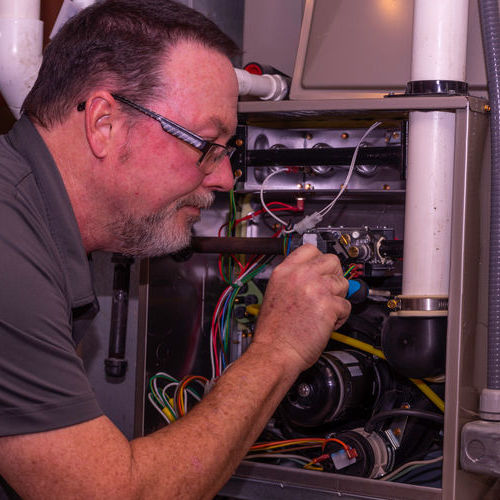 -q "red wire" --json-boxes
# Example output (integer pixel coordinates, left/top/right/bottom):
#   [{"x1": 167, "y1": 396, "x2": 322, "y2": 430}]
[
  {"x1": 218, "y1": 204, "x2": 300, "y2": 237},
  {"x1": 230, "y1": 254, "x2": 244, "y2": 270},
  {"x1": 211, "y1": 286, "x2": 232, "y2": 376}
]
